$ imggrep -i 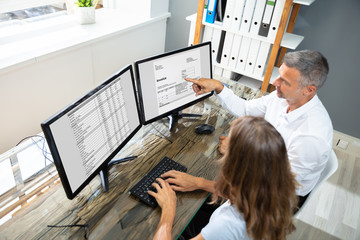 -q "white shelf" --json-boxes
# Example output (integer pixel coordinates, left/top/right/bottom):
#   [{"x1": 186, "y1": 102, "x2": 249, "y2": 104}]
[
  {"x1": 269, "y1": 67, "x2": 280, "y2": 84},
  {"x1": 281, "y1": 32, "x2": 304, "y2": 49},
  {"x1": 186, "y1": 13, "x2": 304, "y2": 49},
  {"x1": 293, "y1": 0, "x2": 316, "y2": 6},
  {"x1": 214, "y1": 63, "x2": 279, "y2": 84},
  {"x1": 237, "y1": 75, "x2": 263, "y2": 89}
]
